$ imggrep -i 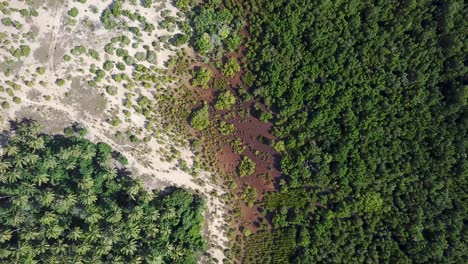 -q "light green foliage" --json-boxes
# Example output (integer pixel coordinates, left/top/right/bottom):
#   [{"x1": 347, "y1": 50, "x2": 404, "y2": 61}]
[
  {"x1": 103, "y1": 60, "x2": 114, "y2": 71},
  {"x1": 109, "y1": 116, "x2": 121, "y2": 126},
  {"x1": 36, "y1": 67, "x2": 46, "y2": 74},
  {"x1": 241, "y1": 185, "x2": 257, "y2": 206},
  {"x1": 63, "y1": 54, "x2": 71, "y2": 61},
  {"x1": 68, "y1": 7, "x2": 78, "y2": 17},
  {"x1": 94, "y1": 69, "x2": 106, "y2": 82},
  {"x1": 10, "y1": 45, "x2": 31, "y2": 58},
  {"x1": 259, "y1": 111, "x2": 273, "y2": 123},
  {"x1": 145, "y1": 50, "x2": 157, "y2": 64},
  {"x1": 70, "y1": 45, "x2": 86, "y2": 56},
  {"x1": 134, "y1": 52, "x2": 146, "y2": 61},
  {"x1": 232, "y1": 138, "x2": 245, "y2": 154},
  {"x1": 55, "y1": 79, "x2": 65, "y2": 86},
  {"x1": 104, "y1": 43, "x2": 114, "y2": 55},
  {"x1": 225, "y1": 33, "x2": 242, "y2": 51},
  {"x1": 1, "y1": 17, "x2": 12, "y2": 26},
  {"x1": 19, "y1": 9, "x2": 29, "y2": 17},
  {"x1": 88, "y1": 49, "x2": 100, "y2": 60},
  {"x1": 191, "y1": 67, "x2": 212, "y2": 89},
  {"x1": 116, "y1": 62, "x2": 126, "y2": 70},
  {"x1": 222, "y1": 57, "x2": 240, "y2": 77},
  {"x1": 218, "y1": 121, "x2": 234, "y2": 135},
  {"x1": 12, "y1": 97, "x2": 20, "y2": 104},
  {"x1": 175, "y1": 0, "x2": 189, "y2": 11},
  {"x1": 172, "y1": 33, "x2": 188, "y2": 46},
  {"x1": 190, "y1": 103, "x2": 210, "y2": 131},
  {"x1": 192, "y1": 7, "x2": 236, "y2": 54},
  {"x1": 214, "y1": 90, "x2": 236, "y2": 110},
  {"x1": 142, "y1": 0, "x2": 153, "y2": 8},
  {"x1": 0, "y1": 122, "x2": 205, "y2": 263},
  {"x1": 1, "y1": 101, "x2": 10, "y2": 109},
  {"x1": 195, "y1": 33, "x2": 214, "y2": 54},
  {"x1": 238, "y1": 156, "x2": 255, "y2": 177},
  {"x1": 213, "y1": 77, "x2": 228, "y2": 90}
]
